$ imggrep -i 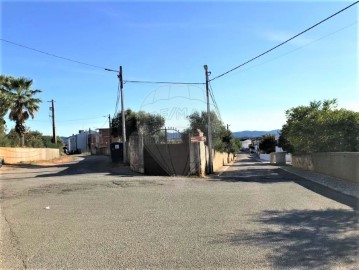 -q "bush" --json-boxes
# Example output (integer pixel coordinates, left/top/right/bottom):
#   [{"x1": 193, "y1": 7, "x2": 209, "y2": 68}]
[
  {"x1": 279, "y1": 99, "x2": 359, "y2": 153},
  {"x1": 259, "y1": 135, "x2": 277, "y2": 154}
]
